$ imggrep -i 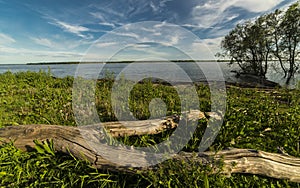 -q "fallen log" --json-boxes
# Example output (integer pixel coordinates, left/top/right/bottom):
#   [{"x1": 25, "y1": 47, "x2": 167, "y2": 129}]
[{"x1": 0, "y1": 115, "x2": 300, "y2": 183}]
